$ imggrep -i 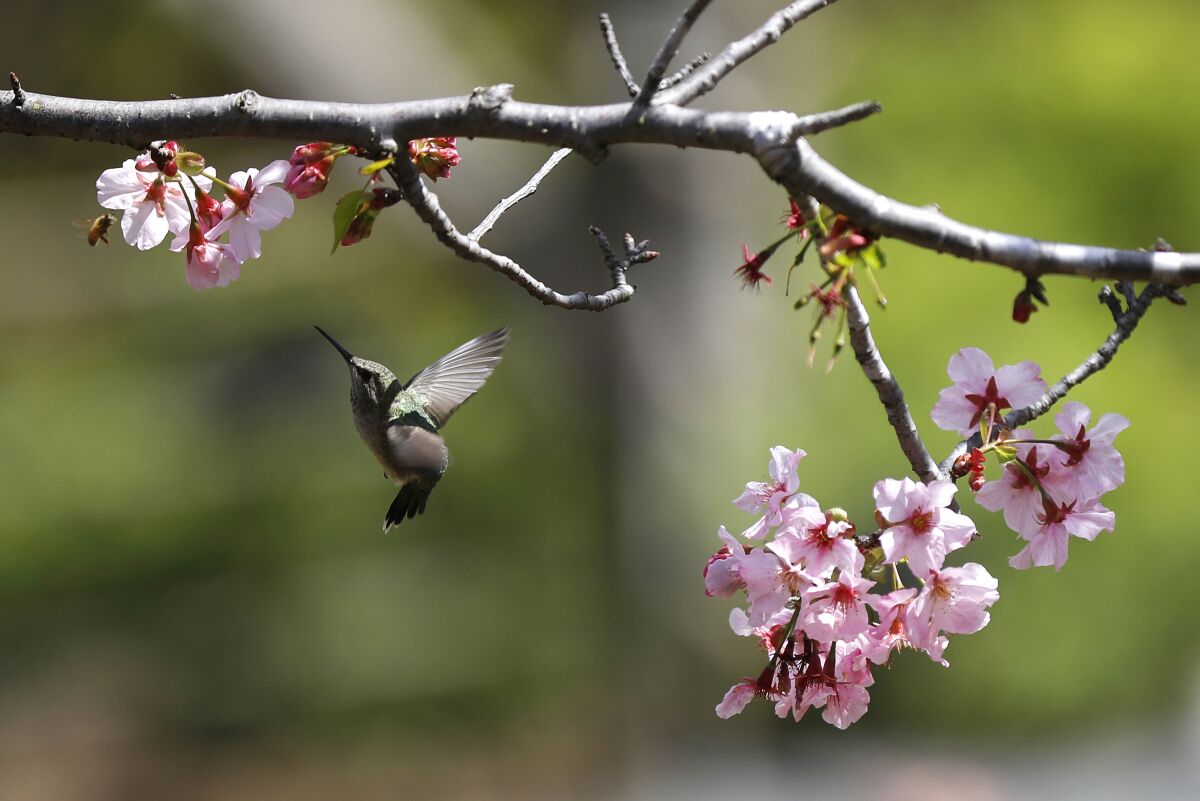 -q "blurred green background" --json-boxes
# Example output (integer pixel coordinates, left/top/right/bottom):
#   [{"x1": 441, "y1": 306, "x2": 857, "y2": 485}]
[{"x1": 2, "y1": 0, "x2": 1198, "y2": 798}]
